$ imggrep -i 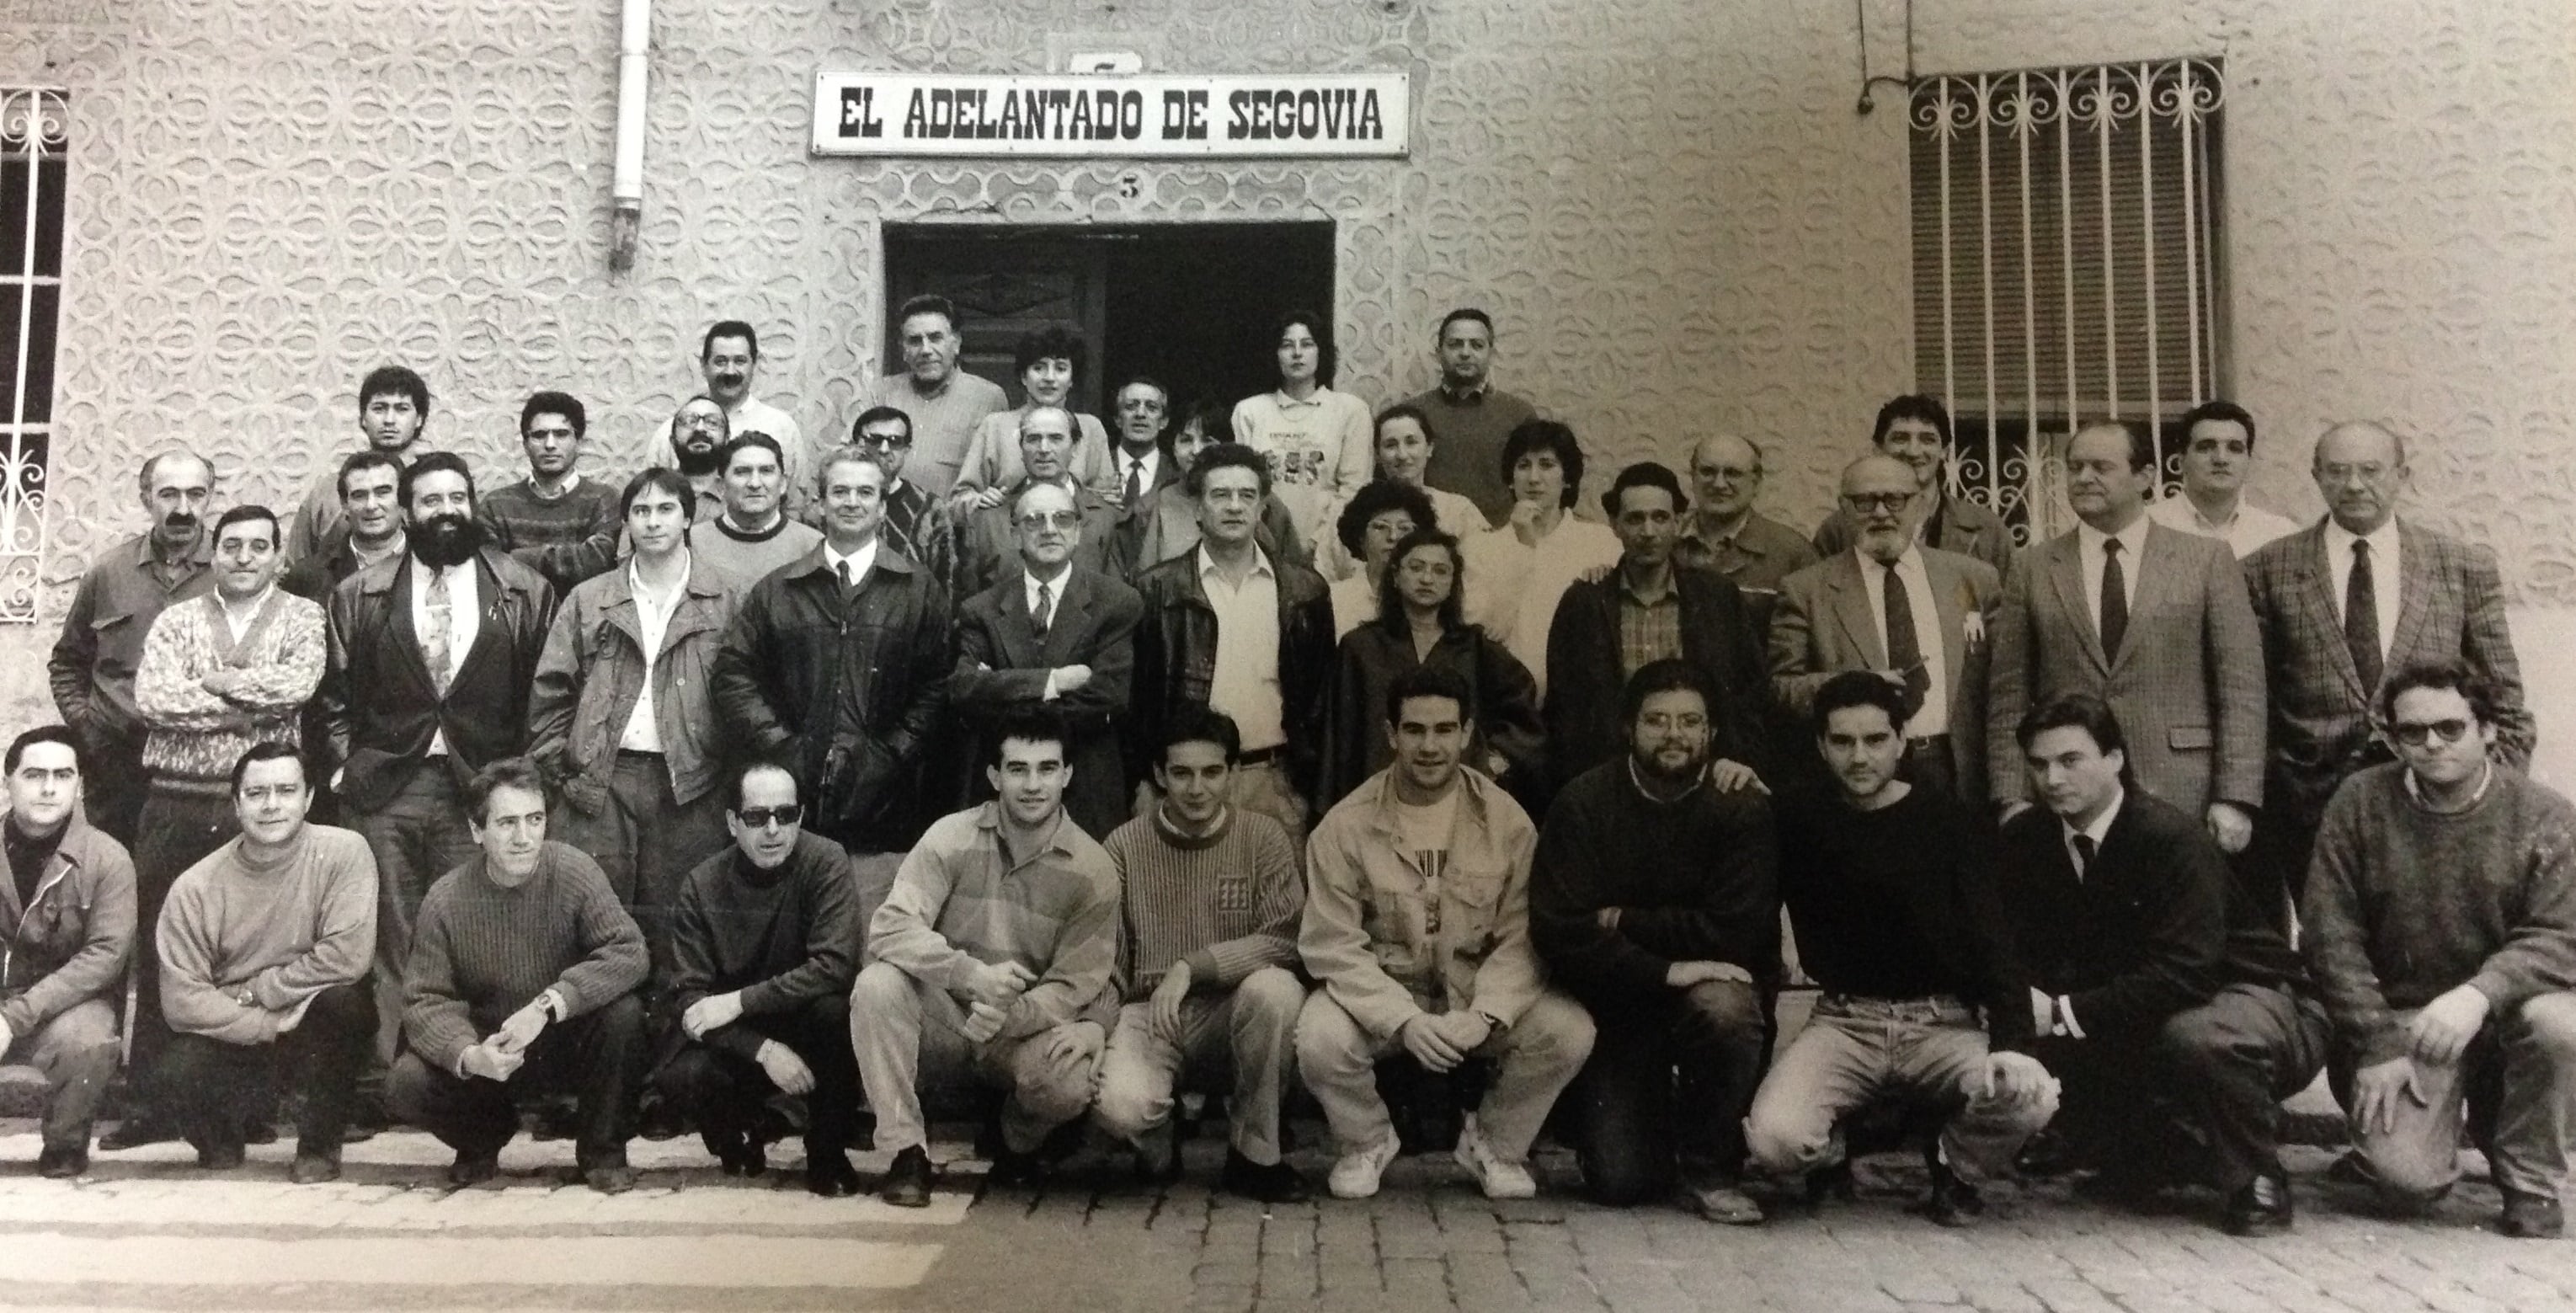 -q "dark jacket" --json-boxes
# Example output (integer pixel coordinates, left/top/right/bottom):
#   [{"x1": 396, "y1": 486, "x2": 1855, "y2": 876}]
[
  {"x1": 0, "y1": 814, "x2": 136, "y2": 1036},
  {"x1": 949, "y1": 565, "x2": 1143, "y2": 841},
  {"x1": 953, "y1": 480, "x2": 1128, "y2": 600},
  {"x1": 321, "y1": 547, "x2": 557, "y2": 814},
  {"x1": 1995, "y1": 789, "x2": 2306, "y2": 1040},
  {"x1": 715, "y1": 543, "x2": 948, "y2": 851},
  {"x1": 1128, "y1": 548, "x2": 1335, "y2": 803},
  {"x1": 1542, "y1": 563, "x2": 1772, "y2": 794},
  {"x1": 528, "y1": 557, "x2": 740, "y2": 810},
  {"x1": 1319, "y1": 622, "x2": 1544, "y2": 809},
  {"x1": 664, "y1": 830, "x2": 859, "y2": 1062},
  {"x1": 48, "y1": 532, "x2": 216, "y2": 746}
]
